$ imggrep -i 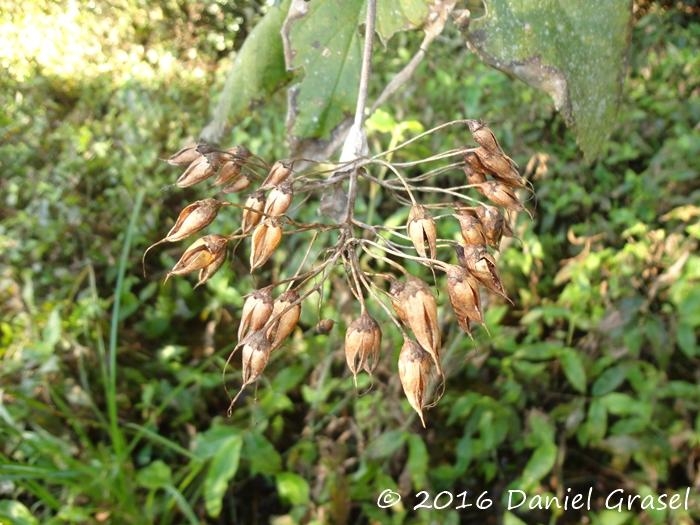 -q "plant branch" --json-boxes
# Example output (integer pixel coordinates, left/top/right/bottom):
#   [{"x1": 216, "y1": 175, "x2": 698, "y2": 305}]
[
  {"x1": 370, "y1": 0, "x2": 456, "y2": 112},
  {"x1": 355, "y1": 0, "x2": 376, "y2": 130},
  {"x1": 295, "y1": 0, "x2": 455, "y2": 162}
]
